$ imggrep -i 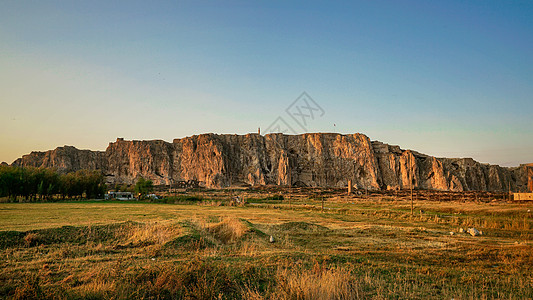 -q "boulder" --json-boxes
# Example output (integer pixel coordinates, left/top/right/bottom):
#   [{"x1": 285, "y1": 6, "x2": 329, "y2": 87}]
[{"x1": 467, "y1": 228, "x2": 481, "y2": 236}]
